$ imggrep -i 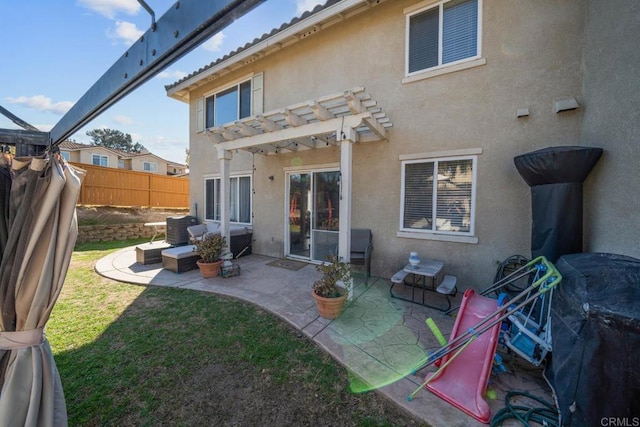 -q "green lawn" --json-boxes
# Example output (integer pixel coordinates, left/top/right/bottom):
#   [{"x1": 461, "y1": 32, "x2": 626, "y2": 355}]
[{"x1": 47, "y1": 239, "x2": 422, "y2": 426}]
